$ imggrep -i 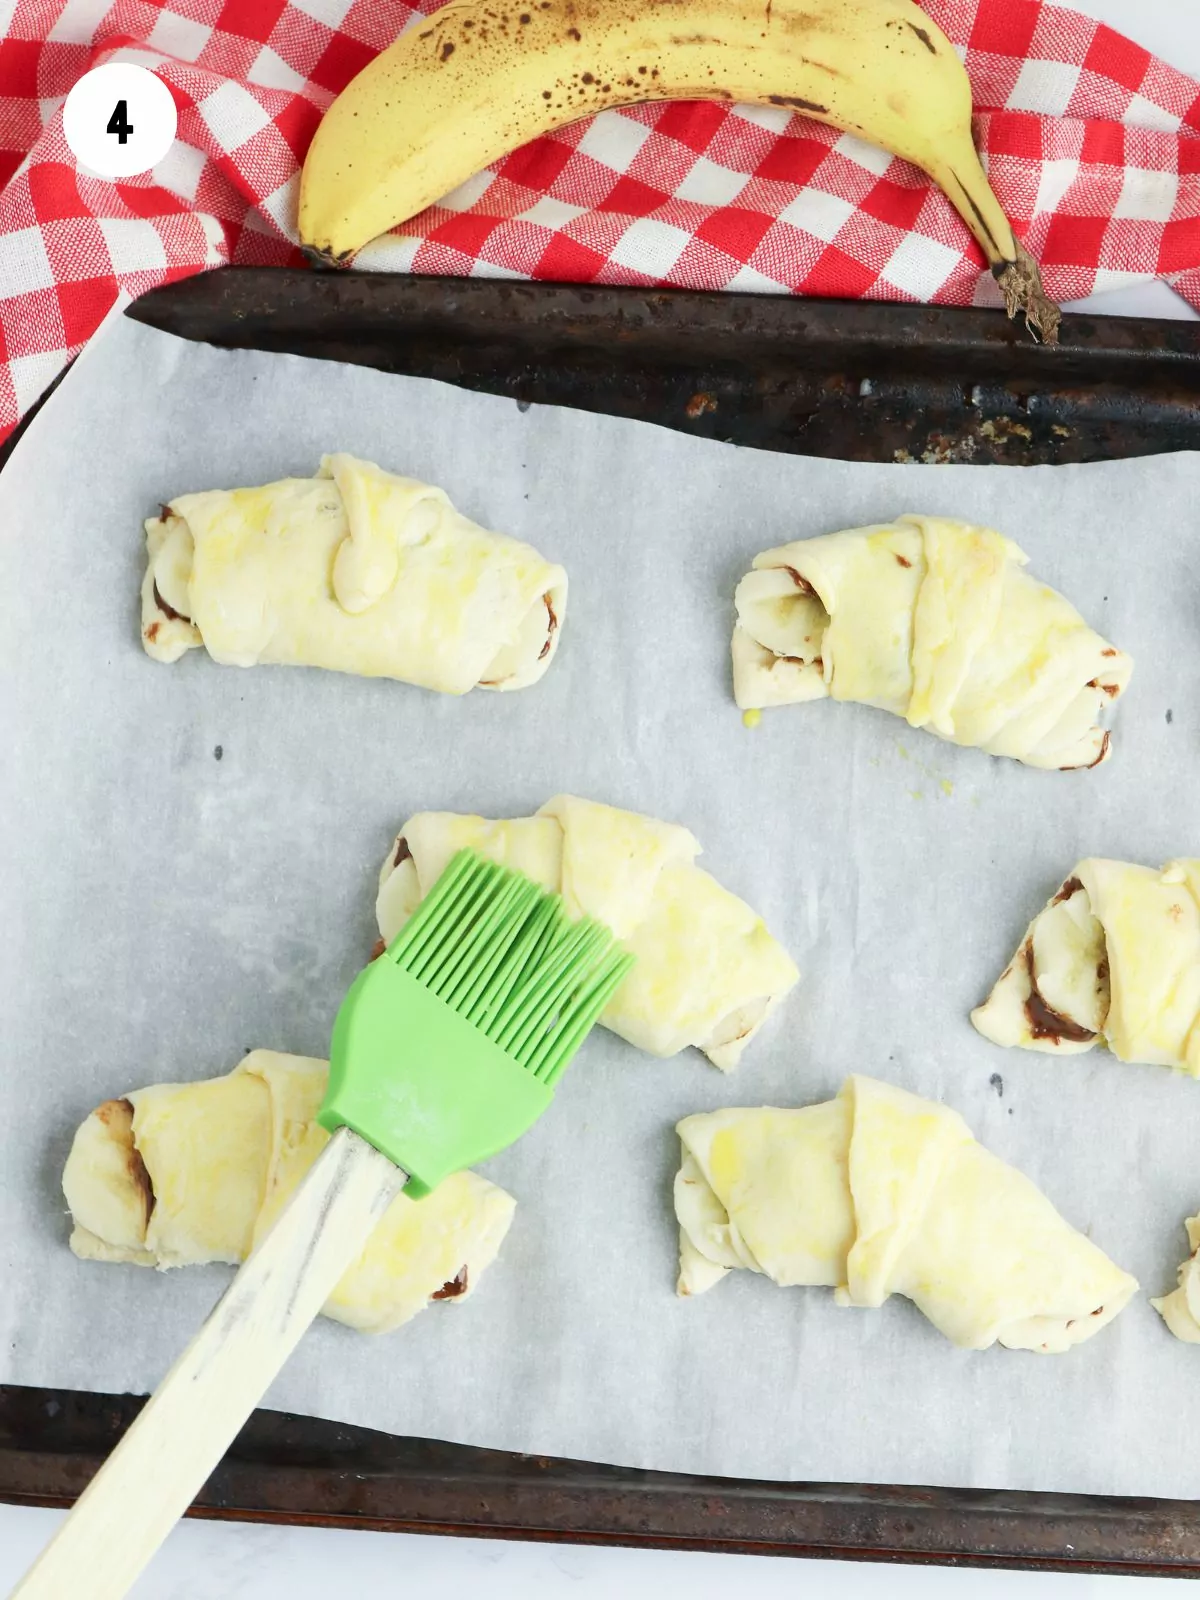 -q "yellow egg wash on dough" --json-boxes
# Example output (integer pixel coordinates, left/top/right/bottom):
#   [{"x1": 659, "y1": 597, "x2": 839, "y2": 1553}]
[
  {"x1": 732, "y1": 514, "x2": 1130, "y2": 771},
  {"x1": 62, "y1": 1052, "x2": 517, "y2": 1335},
  {"x1": 676, "y1": 1076, "x2": 1137, "y2": 1352},
  {"x1": 140, "y1": 454, "x2": 567, "y2": 695},
  {"x1": 375, "y1": 796, "x2": 798, "y2": 1070}
]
